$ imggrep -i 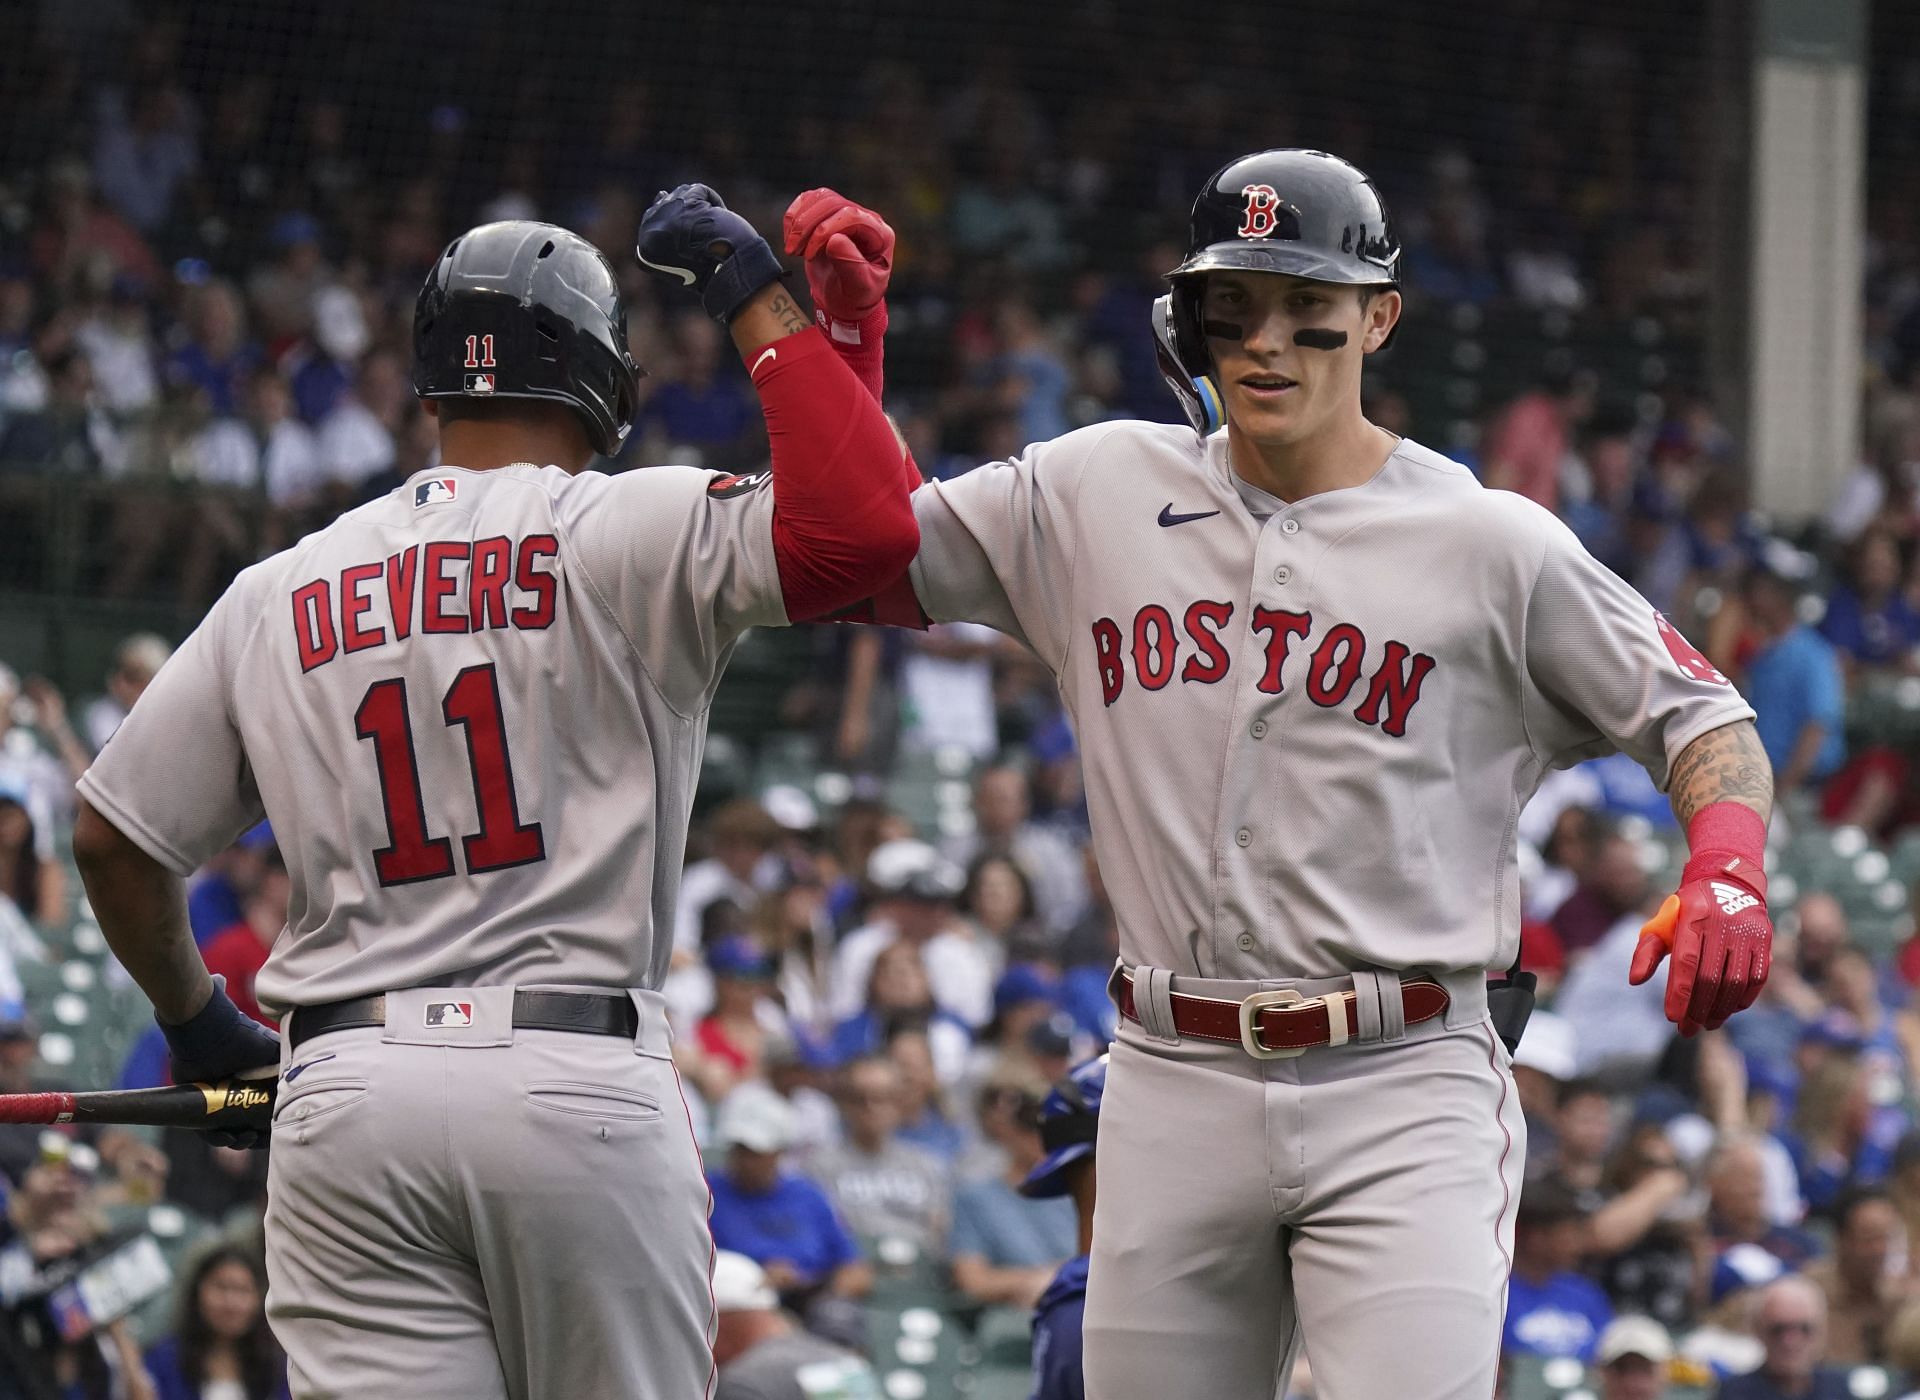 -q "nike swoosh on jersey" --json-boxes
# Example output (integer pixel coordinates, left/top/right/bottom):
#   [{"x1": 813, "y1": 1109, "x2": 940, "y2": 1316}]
[
  {"x1": 635, "y1": 250, "x2": 697, "y2": 286},
  {"x1": 751, "y1": 346, "x2": 779, "y2": 377},
  {"x1": 1158, "y1": 504, "x2": 1221, "y2": 527}
]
